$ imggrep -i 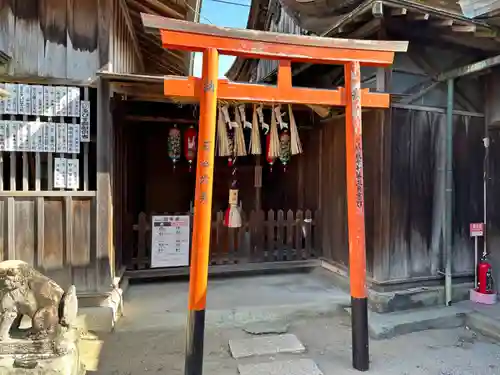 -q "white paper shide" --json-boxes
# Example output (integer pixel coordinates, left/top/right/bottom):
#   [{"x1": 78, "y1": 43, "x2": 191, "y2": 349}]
[{"x1": 151, "y1": 215, "x2": 190, "y2": 268}]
